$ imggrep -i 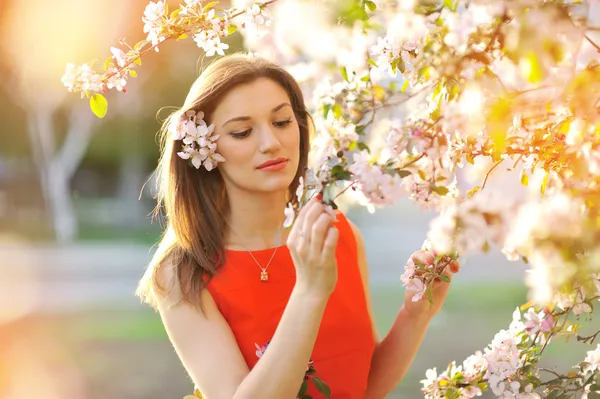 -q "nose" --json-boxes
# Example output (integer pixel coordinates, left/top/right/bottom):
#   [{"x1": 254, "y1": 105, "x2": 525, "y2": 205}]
[{"x1": 258, "y1": 124, "x2": 282, "y2": 154}]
